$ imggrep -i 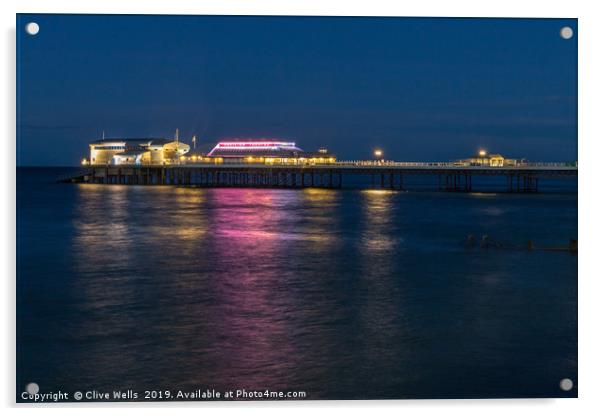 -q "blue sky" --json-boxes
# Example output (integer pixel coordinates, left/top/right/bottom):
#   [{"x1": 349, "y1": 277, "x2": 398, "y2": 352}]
[{"x1": 17, "y1": 14, "x2": 577, "y2": 166}]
